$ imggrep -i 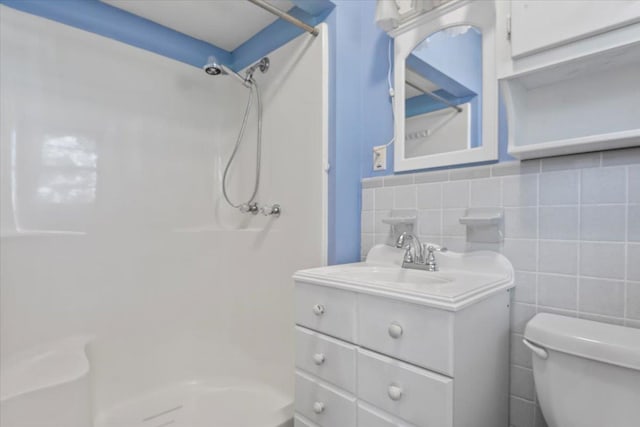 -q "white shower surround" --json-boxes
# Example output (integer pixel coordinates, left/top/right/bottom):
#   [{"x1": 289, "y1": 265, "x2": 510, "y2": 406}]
[{"x1": 0, "y1": 5, "x2": 327, "y2": 422}]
